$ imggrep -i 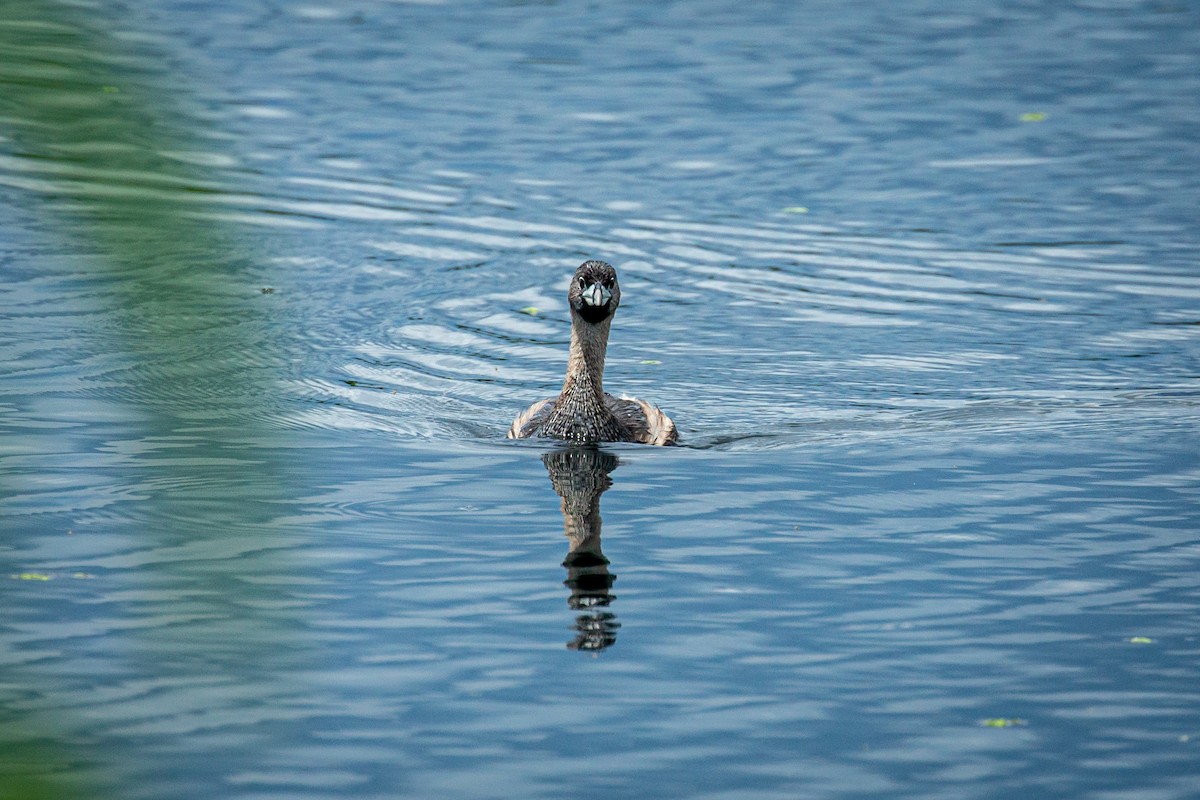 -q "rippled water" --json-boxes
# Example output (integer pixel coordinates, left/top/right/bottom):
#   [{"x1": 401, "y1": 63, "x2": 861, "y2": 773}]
[{"x1": 2, "y1": 1, "x2": 1199, "y2": 798}]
